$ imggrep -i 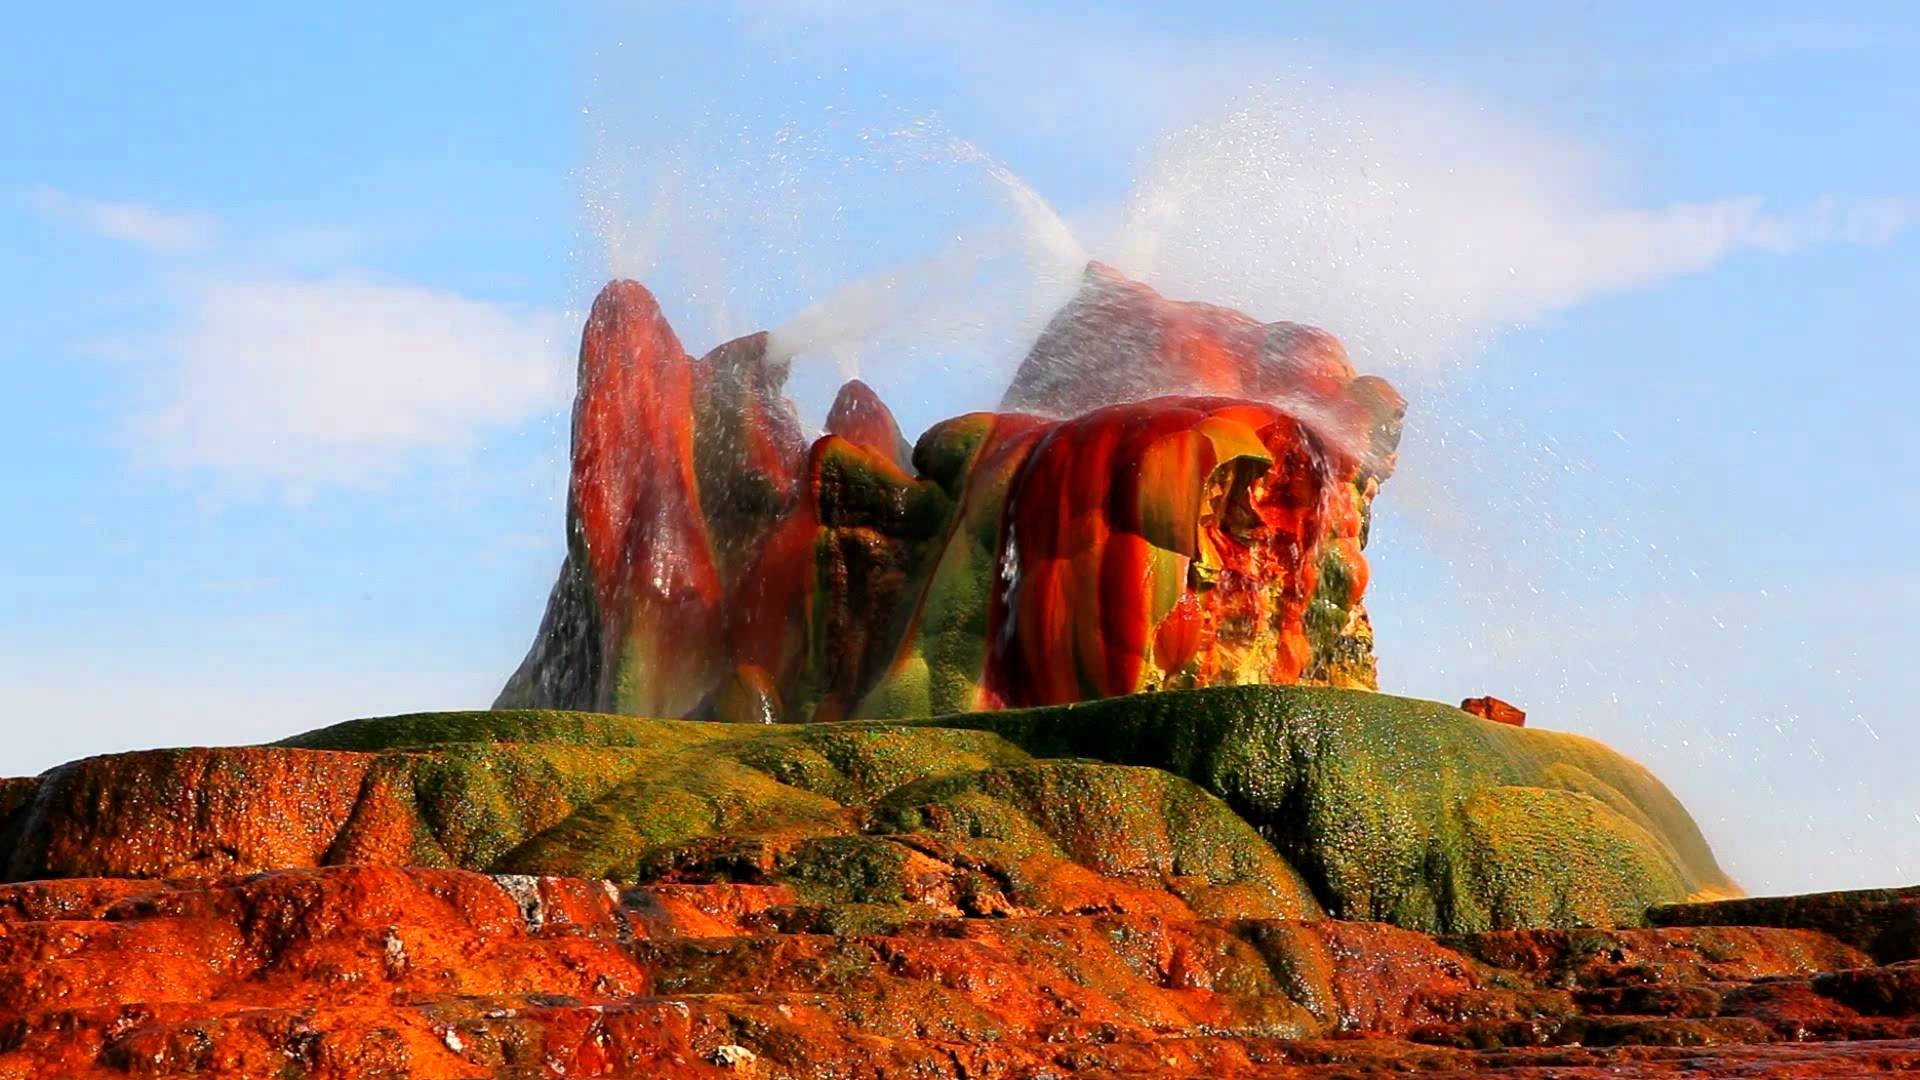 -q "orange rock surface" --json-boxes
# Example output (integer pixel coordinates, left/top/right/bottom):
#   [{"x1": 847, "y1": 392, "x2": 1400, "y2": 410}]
[{"x1": 0, "y1": 865, "x2": 1913, "y2": 1078}]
